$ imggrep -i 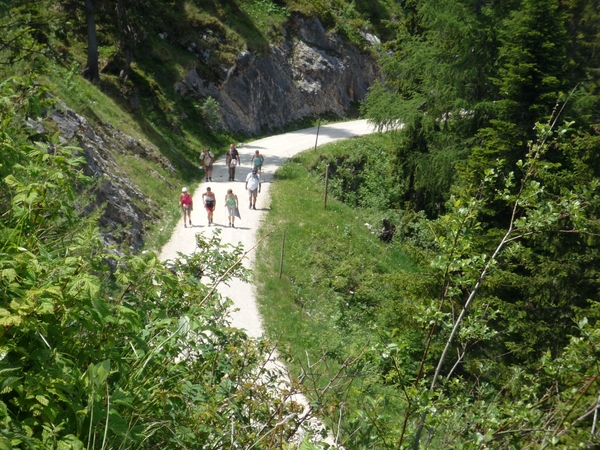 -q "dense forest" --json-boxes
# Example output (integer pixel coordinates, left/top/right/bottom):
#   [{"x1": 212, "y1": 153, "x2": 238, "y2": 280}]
[
  {"x1": 263, "y1": 0, "x2": 600, "y2": 448},
  {"x1": 2, "y1": 0, "x2": 600, "y2": 448},
  {"x1": 260, "y1": 0, "x2": 600, "y2": 448}
]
